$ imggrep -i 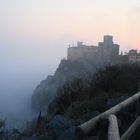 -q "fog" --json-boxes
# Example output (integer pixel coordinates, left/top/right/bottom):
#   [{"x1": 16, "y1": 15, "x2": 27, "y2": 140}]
[{"x1": 0, "y1": 38, "x2": 68, "y2": 129}]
